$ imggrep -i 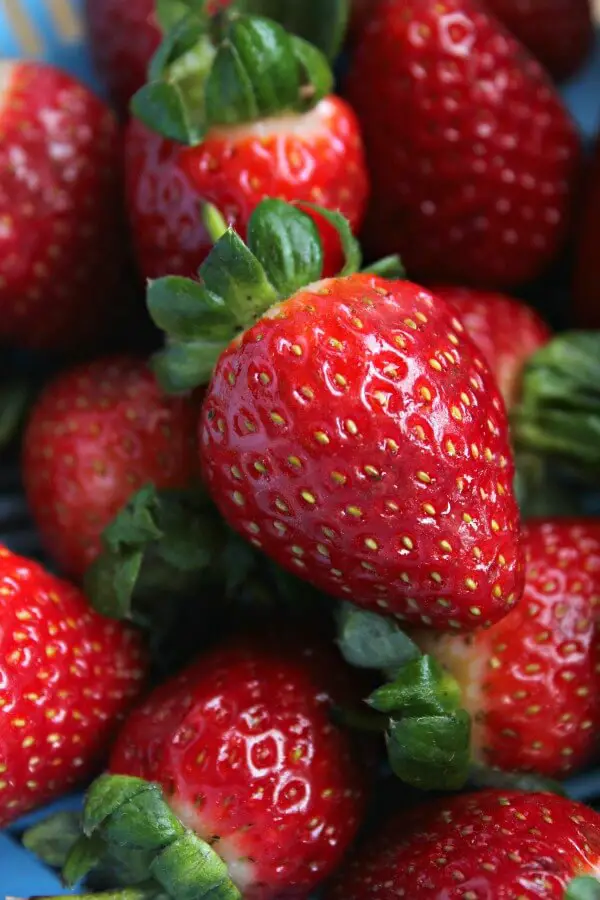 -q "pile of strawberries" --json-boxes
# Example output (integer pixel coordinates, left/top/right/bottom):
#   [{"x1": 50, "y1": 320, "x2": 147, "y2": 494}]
[{"x1": 4, "y1": 1, "x2": 600, "y2": 898}]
